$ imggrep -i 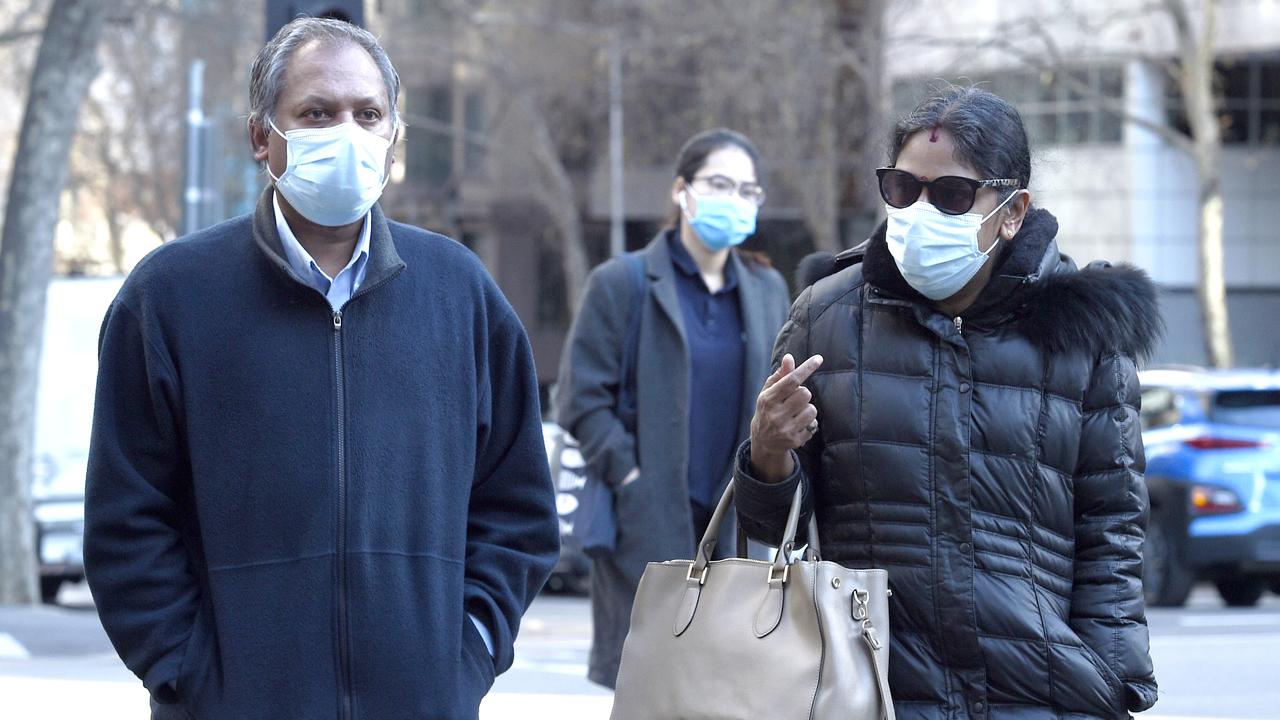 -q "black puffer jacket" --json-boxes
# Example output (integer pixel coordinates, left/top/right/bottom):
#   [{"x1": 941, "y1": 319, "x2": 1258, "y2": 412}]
[{"x1": 735, "y1": 208, "x2": 1161, "y2": 720}]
